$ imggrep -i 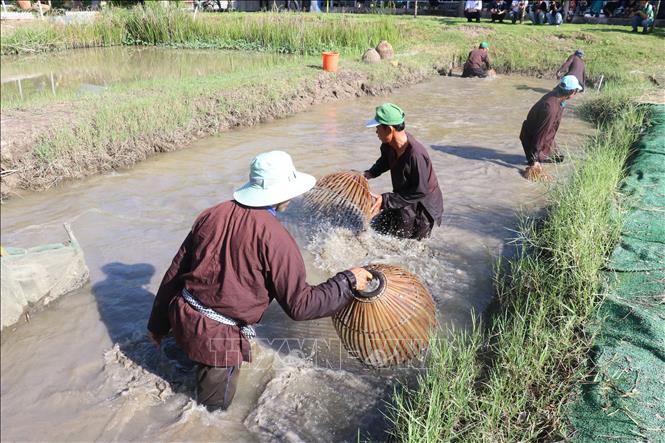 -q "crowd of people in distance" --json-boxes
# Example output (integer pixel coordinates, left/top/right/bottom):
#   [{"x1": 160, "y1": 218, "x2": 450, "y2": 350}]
[
  {"x1": 464, "y1": 0, "x2": 656, "y2": 31},
  {"x1": 464, "y1": 0, "x2": 570, "y2": 25}
]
